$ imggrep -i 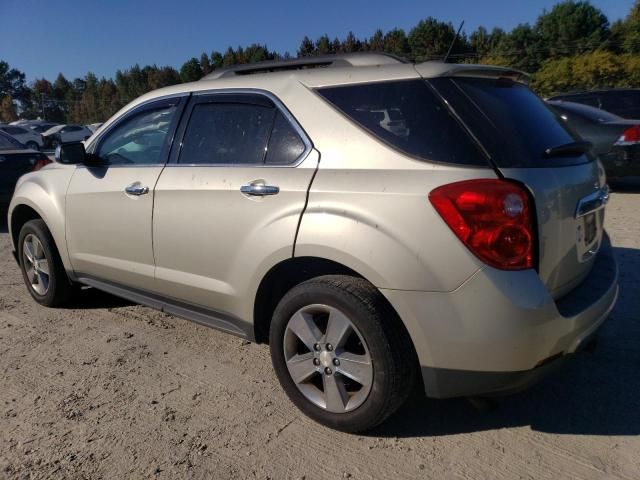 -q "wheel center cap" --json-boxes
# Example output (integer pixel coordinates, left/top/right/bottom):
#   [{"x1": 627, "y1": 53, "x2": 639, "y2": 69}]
[{"x1": 319, "y1": 350, "x2": 333, "y2": 368}]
